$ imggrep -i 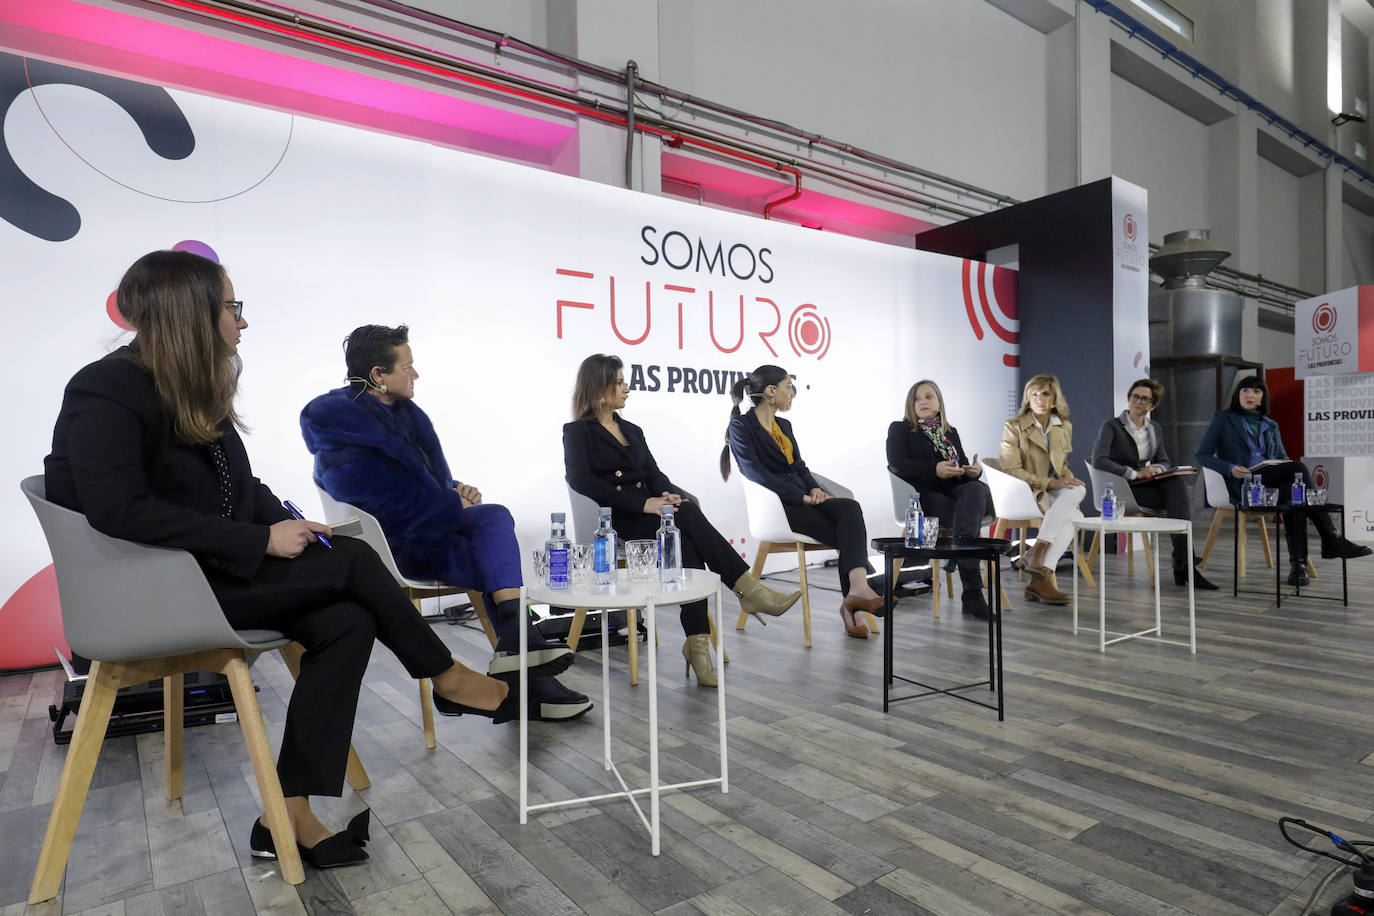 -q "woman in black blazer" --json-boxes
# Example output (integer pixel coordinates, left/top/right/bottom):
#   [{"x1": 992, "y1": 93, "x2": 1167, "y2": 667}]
[
  {"x1": 44, "y1": 251, "x2": 512, "y2": 871},
  {"x1": 563, "y1": 354, "x2": 799, "y2": 686},
  {"x1": 886, "y1": 379, "x2": 993, "y2": 618},
  {"x1": 722, "y1": 364, "x2": 884, "y2": 639},
  {"x1": 1090, "y1": 377, "x2": 1217, "y2": 590}
]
